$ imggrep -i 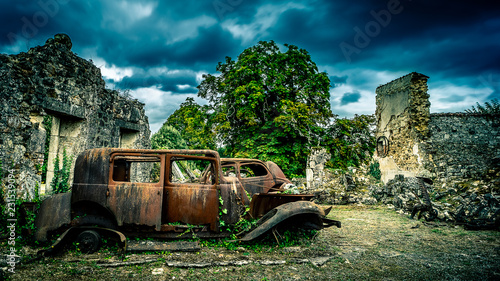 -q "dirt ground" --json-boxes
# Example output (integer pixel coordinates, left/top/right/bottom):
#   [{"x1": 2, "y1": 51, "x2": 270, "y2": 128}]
[{"x1": 4, "y1": 205, "x2": 500, "y2": 280}]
